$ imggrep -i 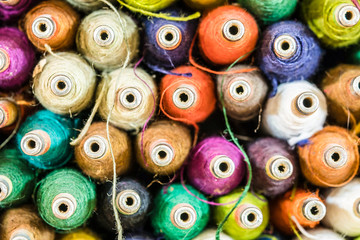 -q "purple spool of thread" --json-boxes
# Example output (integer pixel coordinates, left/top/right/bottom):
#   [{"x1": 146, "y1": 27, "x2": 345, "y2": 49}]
[
  {"x1": 247, "y1": 137, "x2": 298, "y2": 198},
  {"x1": 257, "y1": 21, "x2": 322, "y2": 96},
  {"x1": 0, "y1": 27, "x2": 35, "y2": 90},
  {"x1": 0, "y1": 0, "x2": 33, "y2": 21},
  {"x1": 186, "y1": 136, "x2": 246, "y2": 196}
]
